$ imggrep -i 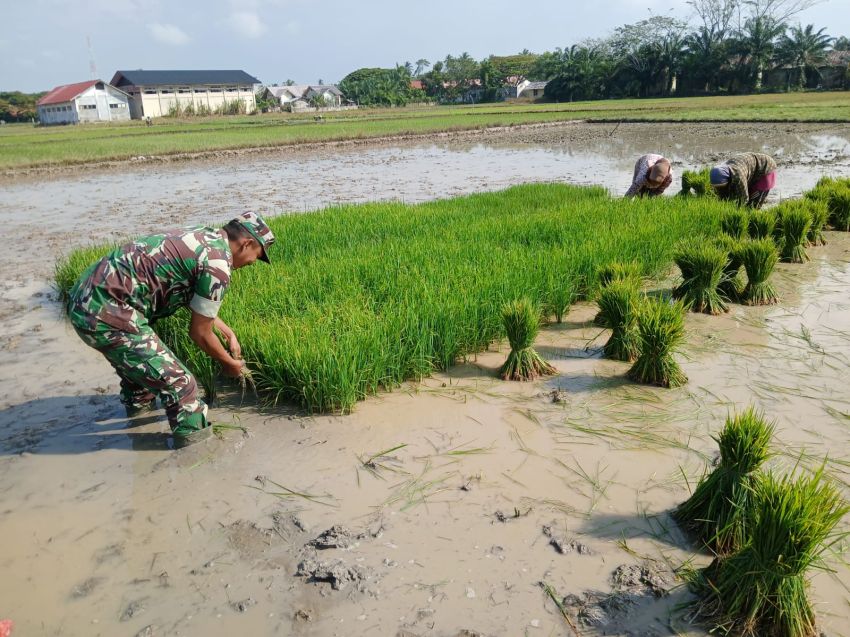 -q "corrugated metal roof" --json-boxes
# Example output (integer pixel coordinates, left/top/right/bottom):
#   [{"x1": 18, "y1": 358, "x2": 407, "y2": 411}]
[
  {"x1": 111, "y1": 70, "x2": 260, "y2": 87},
  {"x1": 523, "y1": 81, "x2": 548, "y2": 90},
  {"x1": 37, "y1": 80, "x2": 99, "y2": 106}
]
